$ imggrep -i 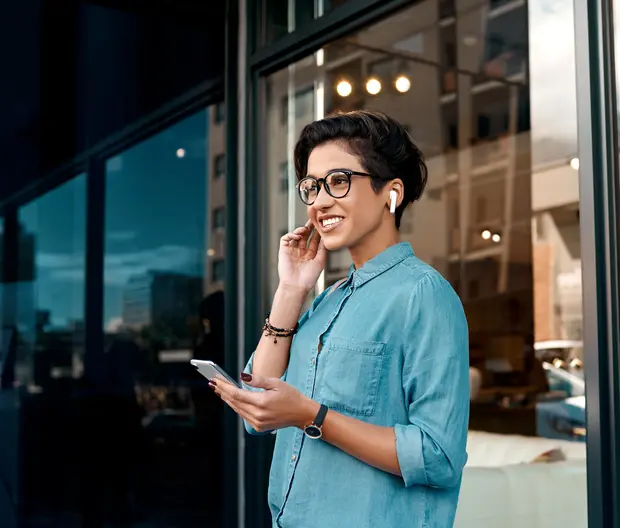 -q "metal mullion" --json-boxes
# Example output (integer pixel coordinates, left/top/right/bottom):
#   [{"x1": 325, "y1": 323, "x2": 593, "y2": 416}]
[{"x1": 574, "y1": 0, "x2": 620, "y2": 526}]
